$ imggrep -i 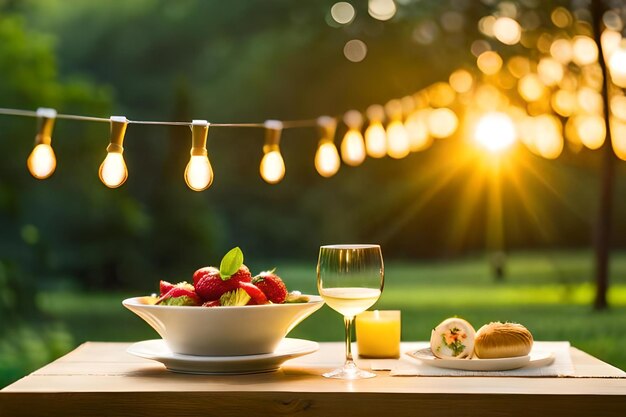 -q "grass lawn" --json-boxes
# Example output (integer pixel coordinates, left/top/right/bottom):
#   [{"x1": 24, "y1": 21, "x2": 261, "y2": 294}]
[{"x1": 2, "y1": 250, "x2": 625, "y2": 387}]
